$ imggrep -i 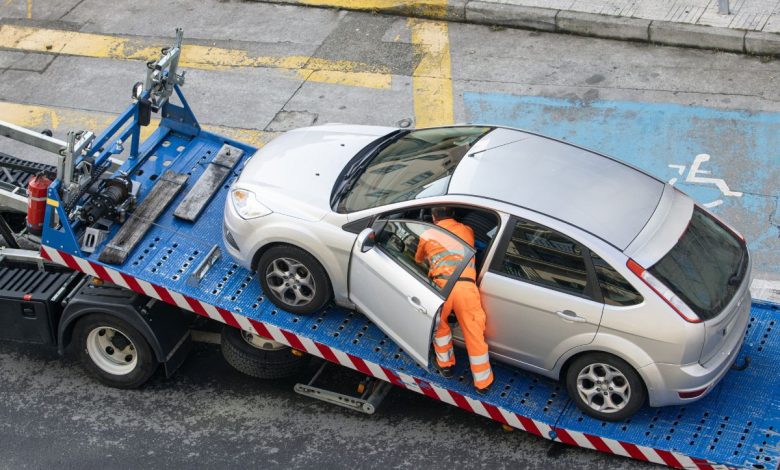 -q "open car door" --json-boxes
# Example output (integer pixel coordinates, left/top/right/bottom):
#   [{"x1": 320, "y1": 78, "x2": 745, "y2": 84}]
[{"x1": 349, "y1": 220, "x2": 475, "y2": 367}]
